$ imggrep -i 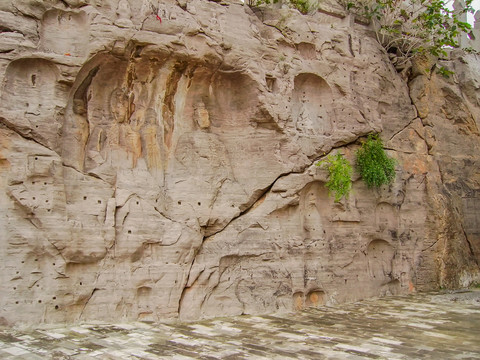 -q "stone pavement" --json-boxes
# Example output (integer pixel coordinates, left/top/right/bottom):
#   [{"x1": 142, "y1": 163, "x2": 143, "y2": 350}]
[{"x1": 0, "y1": 290, "x2": 479, "y2": 360}]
